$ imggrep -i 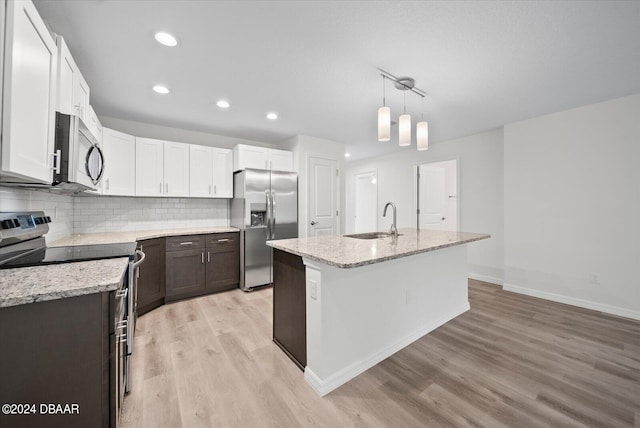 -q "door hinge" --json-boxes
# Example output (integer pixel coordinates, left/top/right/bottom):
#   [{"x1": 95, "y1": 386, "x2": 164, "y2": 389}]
[
  {"x1": 336, "y1": 169, "x2": 339, "y2": 176},
  {"x1": 417, "y1": 208, "x2": 420, "y2": 214},
  {"x1": 336, "y1": 210, "x2": 339, "y2": 216}
]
